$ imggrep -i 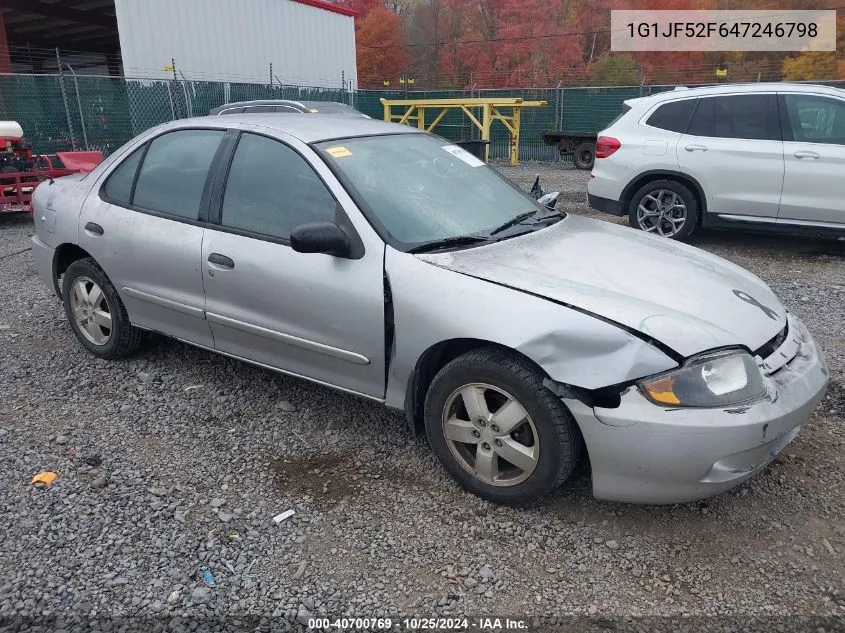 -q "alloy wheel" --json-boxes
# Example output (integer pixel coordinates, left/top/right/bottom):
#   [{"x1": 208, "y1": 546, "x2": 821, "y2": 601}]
[
  {"x1": 68, "y1": 276, "x2": 112, "y2": 346},
  {"x1": 441, "y1": 383, "x2": 539, "y2": 487},
  {"x1": 636, "y1": 189, "x2": 687, "y2": 237}
]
